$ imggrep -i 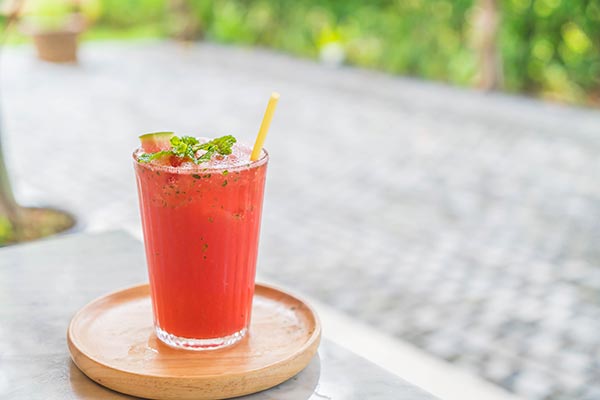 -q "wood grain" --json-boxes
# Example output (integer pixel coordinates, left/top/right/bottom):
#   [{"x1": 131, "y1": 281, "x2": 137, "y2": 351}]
[{"x1": 67, "y1": 283, "x2": 321, "y2": 400}]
